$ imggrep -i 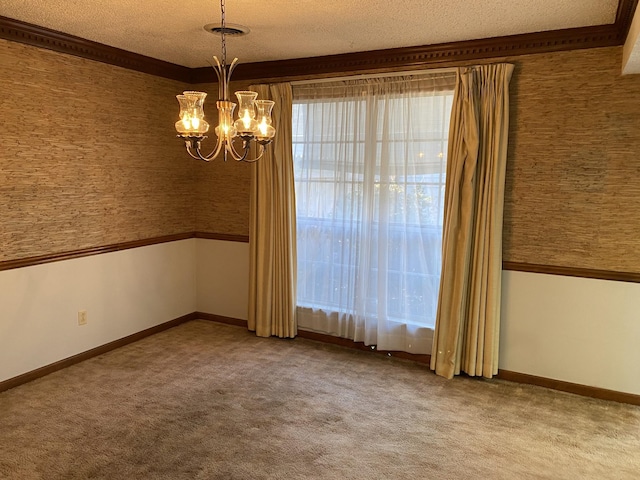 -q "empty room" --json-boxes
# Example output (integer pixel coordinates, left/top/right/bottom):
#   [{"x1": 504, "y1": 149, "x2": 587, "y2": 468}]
[{"x1": 1, "y1": 1, "x2": 639, "y2": 478}]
